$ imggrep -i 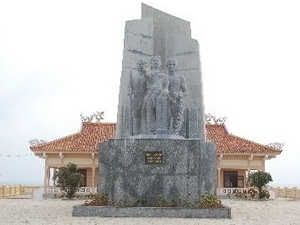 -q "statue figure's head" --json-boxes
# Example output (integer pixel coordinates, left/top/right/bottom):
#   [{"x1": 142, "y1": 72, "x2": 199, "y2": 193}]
[
  {"x1": 166, "y1": 58, "x2": 178, "y2": 73},
  {"x1": 137, "y1": 59, "x2": 147, "y2": 72},
  {"x1": 150, "y1": 55, "x2": 162, "y2": 69}
]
